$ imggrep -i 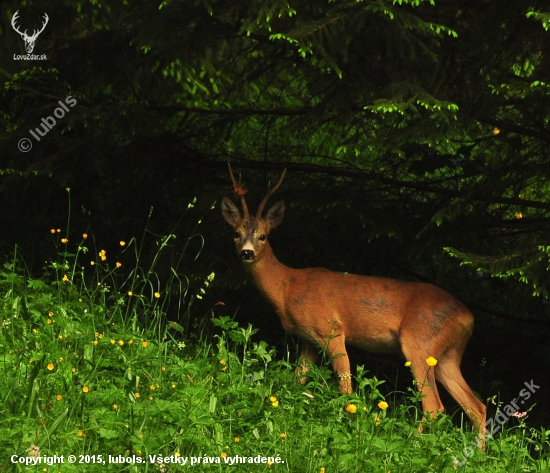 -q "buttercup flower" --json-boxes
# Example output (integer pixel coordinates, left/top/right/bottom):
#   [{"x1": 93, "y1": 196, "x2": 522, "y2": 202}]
[
  {"x1": 378, "y1": 401, "x2": 389, "y2": 410},
  {"x1": 404, "y1": 361, "x2": 412, "y2": 367},
  {"x1": 47, "y1": 363, "x2": 55, "y2": 371},
  {"x1": 82, "y1": 386, "x2": 90, "y2": 393},
  {"x1": 426, "y1": 357, "x2": 438, "y2": 367},
  {"x1": 345, "y1": 404, "x2": 357, "y2": 414}
]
